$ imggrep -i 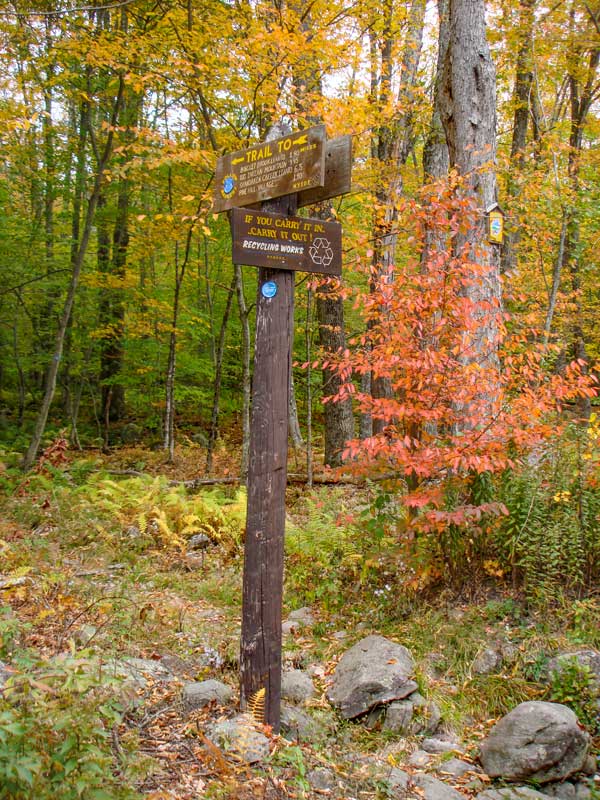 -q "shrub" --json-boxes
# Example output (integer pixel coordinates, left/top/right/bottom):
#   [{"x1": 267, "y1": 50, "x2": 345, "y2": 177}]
[{"x1": 0, "y1": 649, "x2": 143, "y2": 799}]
